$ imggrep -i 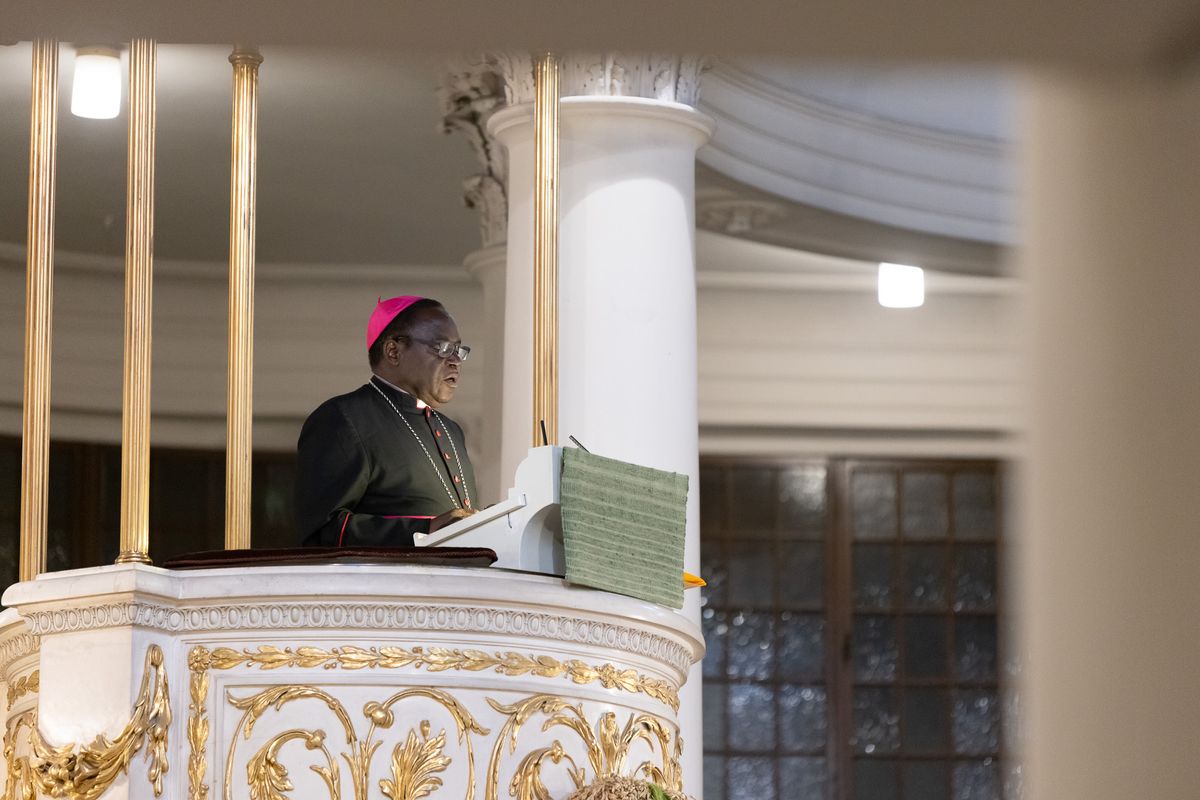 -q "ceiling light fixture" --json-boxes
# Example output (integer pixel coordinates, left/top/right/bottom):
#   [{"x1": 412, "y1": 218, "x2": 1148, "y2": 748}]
[
  {"x1": 71, "y1": 46, "x2": 122, "y2": 119},
  {"x1": 878, "y1": 262, "x2": 925, "y2": 308}
]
